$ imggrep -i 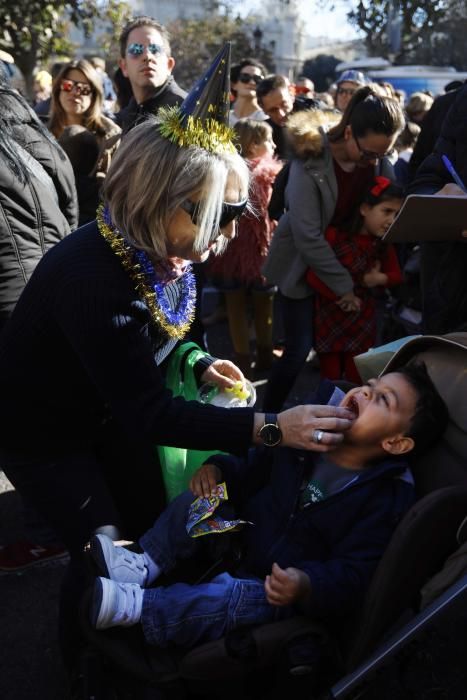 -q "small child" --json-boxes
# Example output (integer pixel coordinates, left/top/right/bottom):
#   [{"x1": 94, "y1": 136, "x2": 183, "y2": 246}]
[
  {"x1": 208, "y1": 118, "x2": 282, "y2": 377},
  {"x1": 89, "y1": 362, "x2": 448, "y2": 650},
  {"x1": 307, "y1": 177, "x2": 404, "y2": 383}
]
